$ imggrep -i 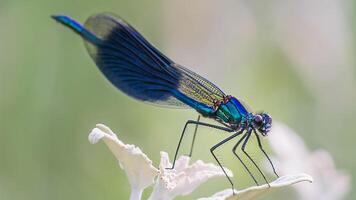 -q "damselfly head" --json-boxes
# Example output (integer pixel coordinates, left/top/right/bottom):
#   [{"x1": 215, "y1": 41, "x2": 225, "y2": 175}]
[{"x1": 252, "y1": 113, "x2": 272, "y2": 136}]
